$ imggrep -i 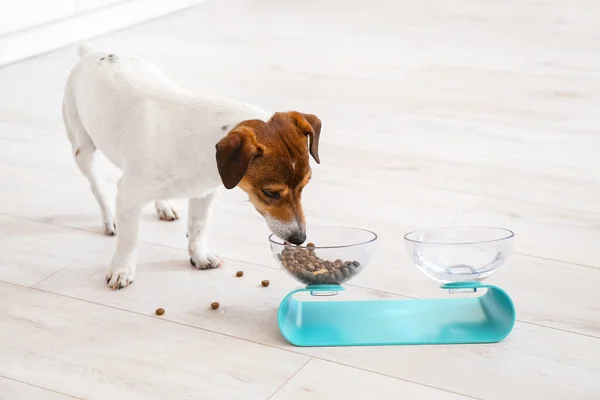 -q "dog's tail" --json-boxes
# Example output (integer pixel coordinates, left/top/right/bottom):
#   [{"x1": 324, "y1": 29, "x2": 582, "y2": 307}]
[{"x1": 77, "y1": 42, "x2": 96, "y2": 58}]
